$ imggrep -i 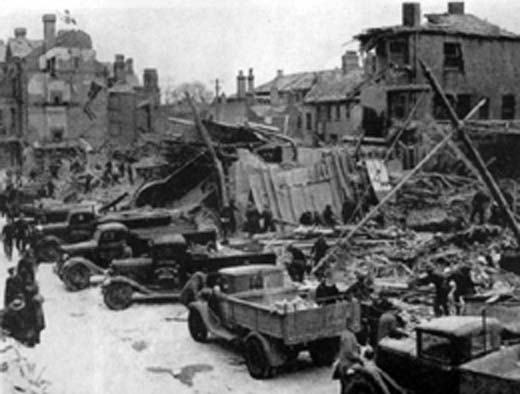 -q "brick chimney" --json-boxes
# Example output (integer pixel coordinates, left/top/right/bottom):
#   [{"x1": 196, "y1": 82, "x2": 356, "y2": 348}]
[
  {"x1": 448, "y1": 2, "x2": 464, "y2": 14},
  {"x1": 113, "y1": 54, "x2": 126, "y2": 83},
  {"x1": 402, "y1": 3, "x2": 421, "y2": 27},
  {"x1": 42, "y1": 14, "x2": 56, "y2": 50},
  {"x1": 236, "y1": 70, "x2": 246, "y2": 99},
  {"x1": 277, "y1": 69, "x2": 284, "y2": 78},
  {"x1": 143, "y1": 68, "x2": 159, "y2": 90},
  {"x1": 14, "y1": 28, "x2": 27, "y2": 39},
  {"x1": 247, "y1": 68, "x2": 255, "y2": 94},
  {"x1": 342, "y1": 50, "x2": 359, "y2": 74},
  {"x1": 125, "y1": 58, "x2": 134, "y2": 75}
]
